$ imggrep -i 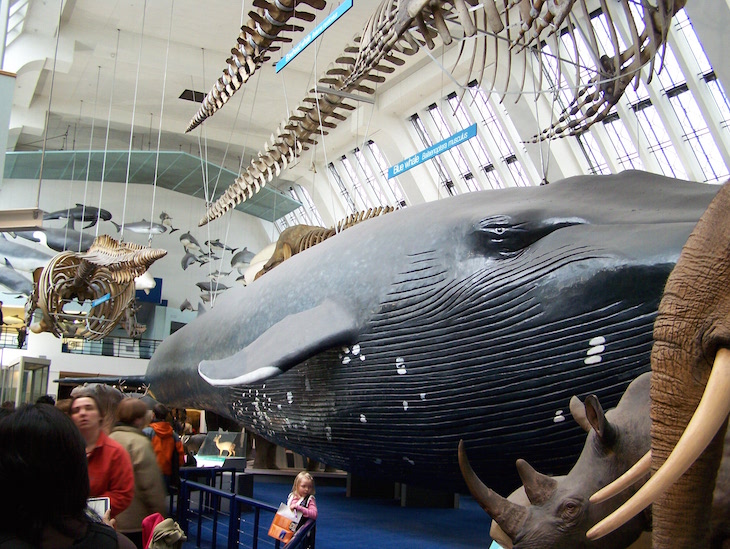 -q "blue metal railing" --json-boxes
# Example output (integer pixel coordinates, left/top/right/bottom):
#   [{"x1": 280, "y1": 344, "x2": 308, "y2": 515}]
[{"x1": 177, "y1": 469, "x2": 315, "y2": 549}]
